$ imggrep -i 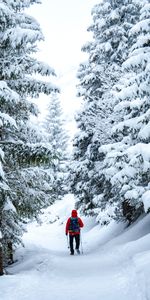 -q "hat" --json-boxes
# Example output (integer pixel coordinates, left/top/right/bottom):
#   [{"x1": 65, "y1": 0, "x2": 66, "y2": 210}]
[{"x1": 71, "y1": 210, "x2": 78, "y2": 217}]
